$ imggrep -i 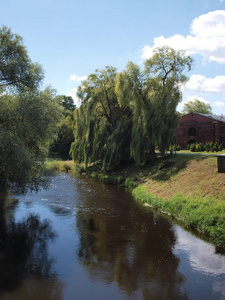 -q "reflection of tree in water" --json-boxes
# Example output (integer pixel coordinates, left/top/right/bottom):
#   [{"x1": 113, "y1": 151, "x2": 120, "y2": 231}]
[
  {"x1": 76, "y1": 205, "x2": 188, "y2": 300},
  {"x1": 0, "y1": 206, "x2": 63, "y2": 299}
]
